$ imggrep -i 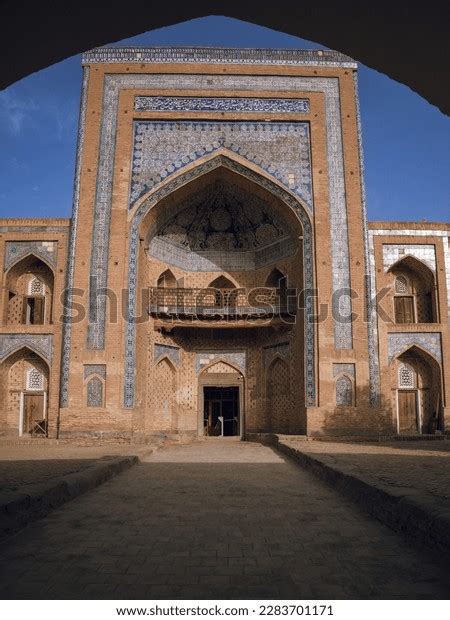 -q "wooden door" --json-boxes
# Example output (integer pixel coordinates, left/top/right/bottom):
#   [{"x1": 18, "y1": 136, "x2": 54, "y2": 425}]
[
  {"x1": 394, "y1": 296, "x2": 414, "y2": 324},
  {"x1": 398, "y1": 390, "x2": 418, "y2": 433},
  {"x1": 33, "y1": 297, "x2": 45, "y2": 324},
  {"x1": 23, "y1": 393, "x2": 44, "y2": 433}
]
